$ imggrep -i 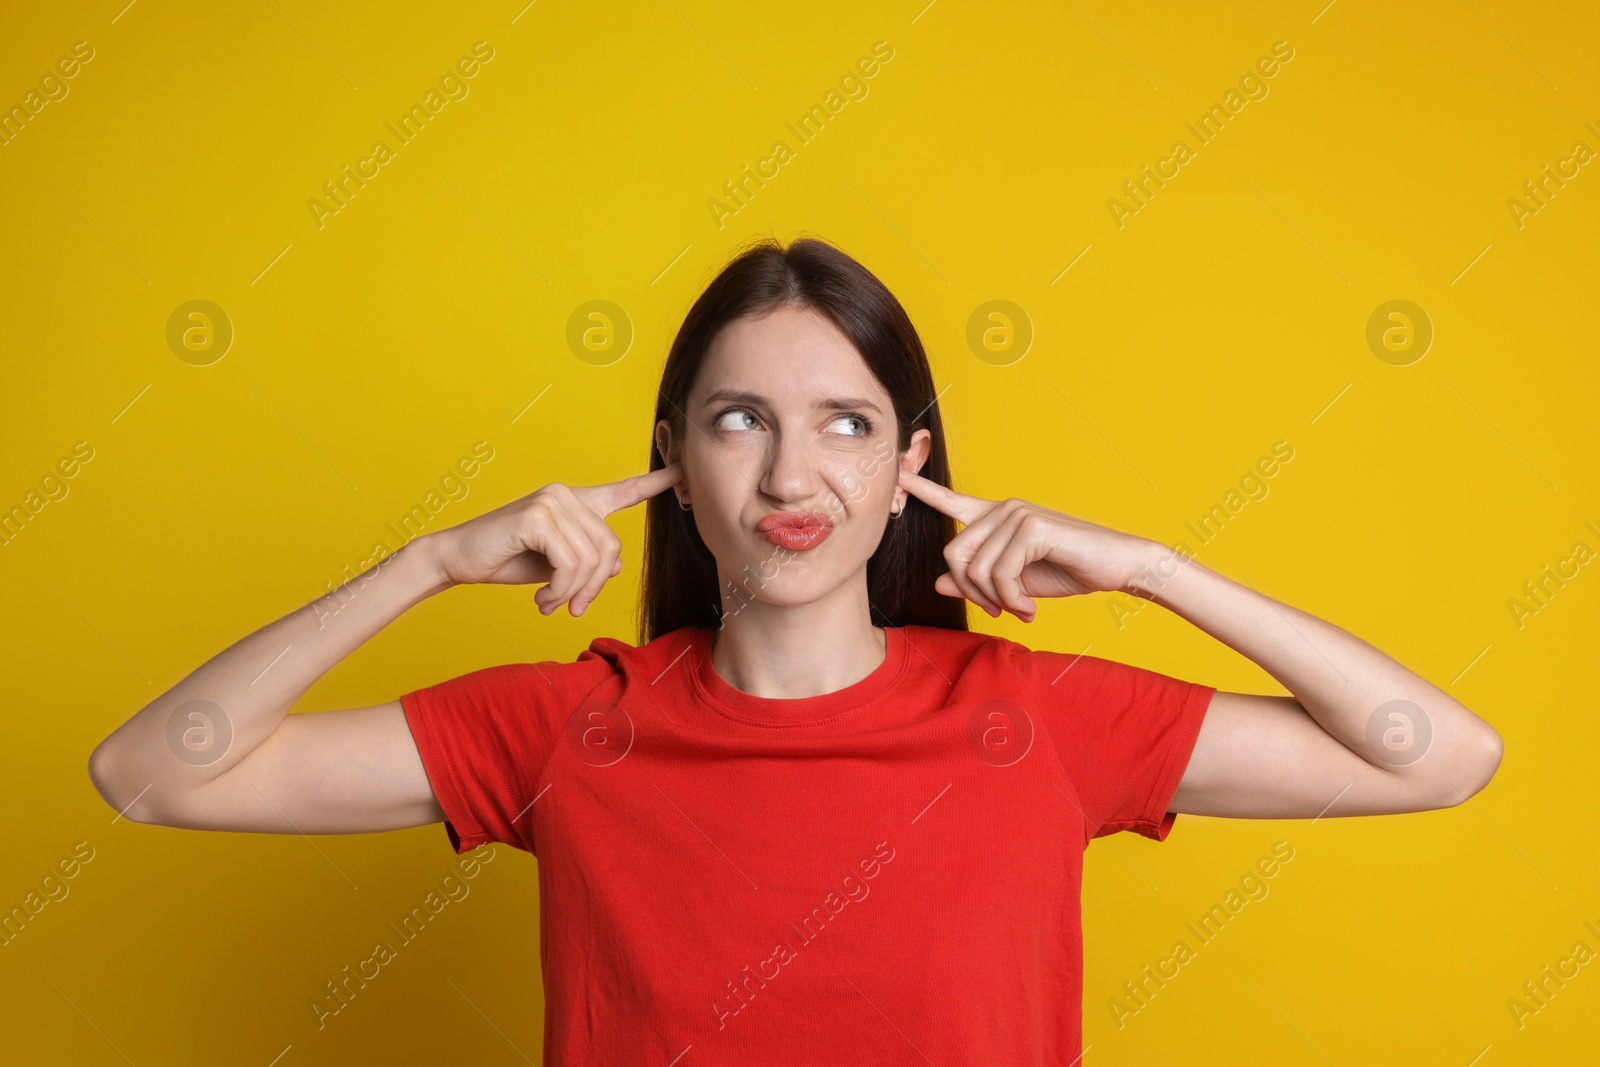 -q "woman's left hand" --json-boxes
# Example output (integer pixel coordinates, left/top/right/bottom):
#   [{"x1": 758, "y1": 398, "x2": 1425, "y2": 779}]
[{"x1": 898, "y1": 469, "x2": 1163, "y2": 622}]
